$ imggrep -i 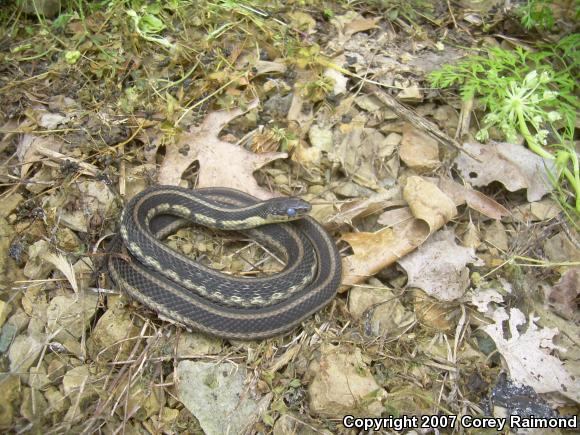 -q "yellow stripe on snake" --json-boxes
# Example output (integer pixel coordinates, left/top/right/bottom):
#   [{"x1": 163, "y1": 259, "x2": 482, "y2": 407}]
[{"x1": 108, "y1": 186, "x2": 341, "y2": 339}]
